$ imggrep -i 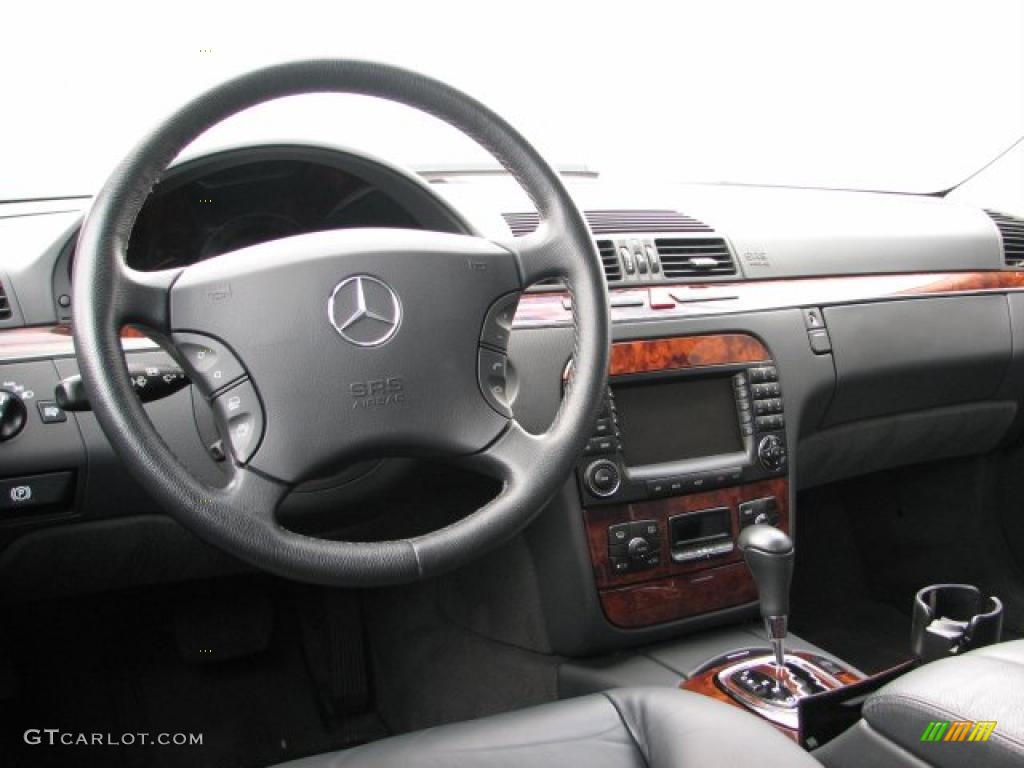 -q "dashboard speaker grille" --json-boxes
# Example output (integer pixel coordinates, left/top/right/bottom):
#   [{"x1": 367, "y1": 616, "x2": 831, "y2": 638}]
[
  {"x1": 0, "y1": 280, "x2": 11, "y2": 320},
  {"x1": 987, "y1": 210, "x2": 1024, "y2": 267},
  {"x1": 503, "y1": 209, "x2": 713, "y2": 237},
  {"x1": 655, "y1": 238, "x2": 736, "y2": 278}
]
